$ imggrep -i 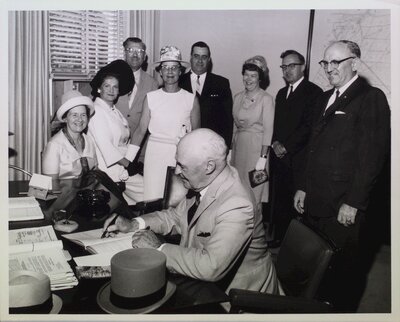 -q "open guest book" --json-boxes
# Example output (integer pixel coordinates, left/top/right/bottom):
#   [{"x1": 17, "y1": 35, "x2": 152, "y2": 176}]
[
  {"x1": 62, "y1": 228, "x2": 135, "y2": 255},
  {"x1": 9, "y1": 225, "x2": 78, "y2": 290}
]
